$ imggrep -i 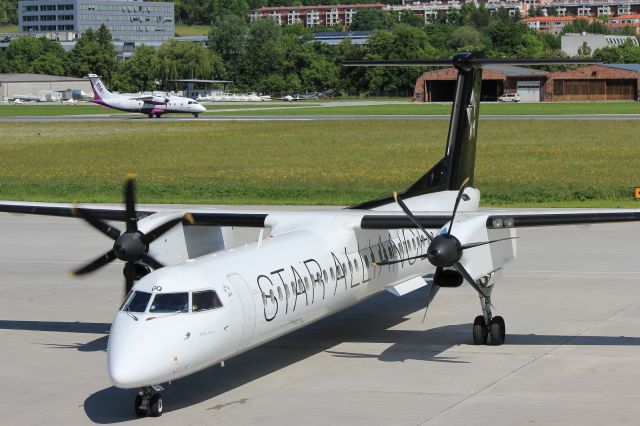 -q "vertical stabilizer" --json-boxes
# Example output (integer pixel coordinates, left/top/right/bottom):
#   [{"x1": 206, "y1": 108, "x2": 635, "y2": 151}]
[
  {"x1": 88, "y1": 73, "x2": 115, "y2": 101},
  {"x1": 344, "y1": 55, "x2": 600, "y2": 210},
  {"x1": 350, "y1": 52, "x2": 482, "y2": 209},
  {"x1": 407, "y1": 52, "x2": 482, "y2": 194}
]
